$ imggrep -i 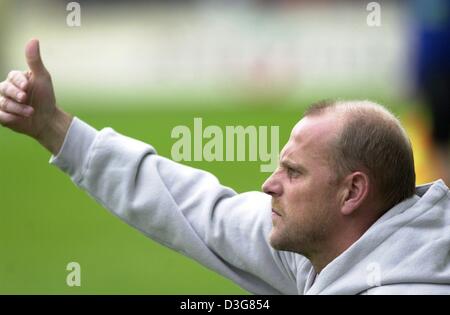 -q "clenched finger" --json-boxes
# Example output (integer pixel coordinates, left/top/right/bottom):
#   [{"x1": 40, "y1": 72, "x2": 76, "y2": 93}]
[
  {"x1": 0, "y1": 81, "x2": 27, "y2": 103},
  {"x1": 0, "y1": 110, "x2": 23, "y2": 127},
  {"x1": 0, "y1": 96, "x2": 34, "y2": 117},
  {"x1": 7, "y1": 70, "x2": 29, "y2": 90}
]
